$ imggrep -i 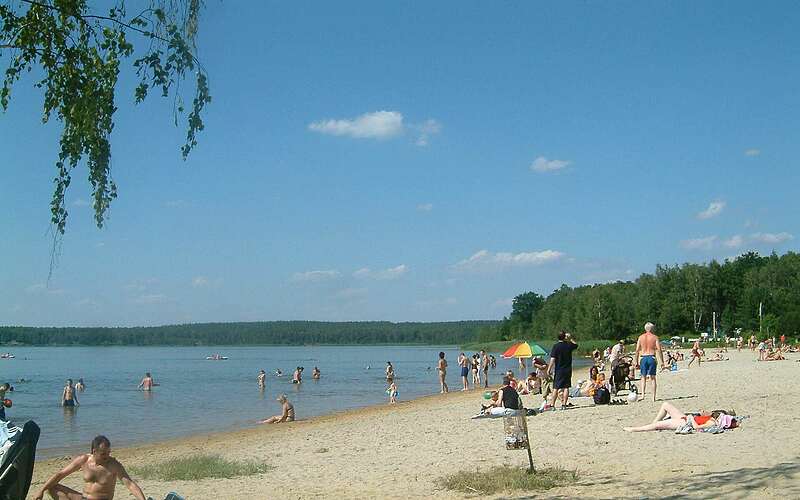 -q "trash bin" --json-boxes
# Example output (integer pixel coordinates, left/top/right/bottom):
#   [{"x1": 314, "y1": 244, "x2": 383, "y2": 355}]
[{"x1": 503, "y1": 410, "x2": 529, "y2": 450}]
